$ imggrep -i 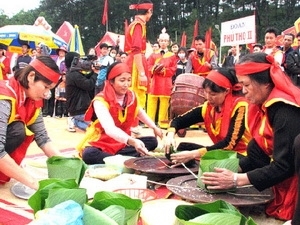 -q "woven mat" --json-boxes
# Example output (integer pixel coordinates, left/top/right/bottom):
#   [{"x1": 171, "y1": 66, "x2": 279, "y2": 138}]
[
  {"x1": 0, "y1": 199, "x2": 33, "y2": 224},
  {"x1": 25, "y1": 148, "x2": 77, "y2": 159}
]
